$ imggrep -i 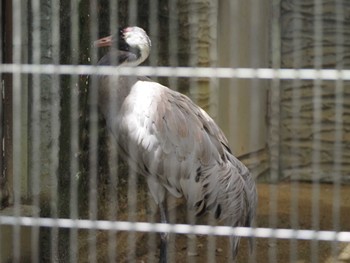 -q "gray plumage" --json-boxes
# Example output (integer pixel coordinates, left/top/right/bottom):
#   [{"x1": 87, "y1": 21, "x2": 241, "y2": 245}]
[{"x1": 95, "y1": 26, "x2": 257, "y2": 261}]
